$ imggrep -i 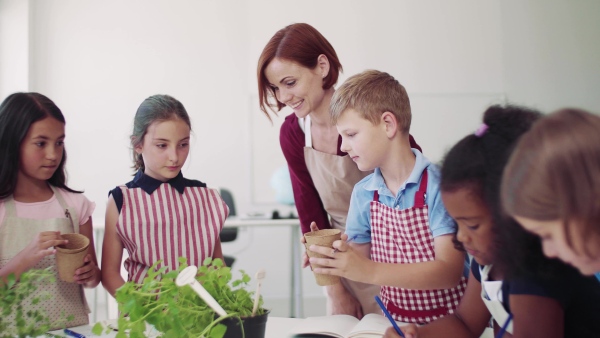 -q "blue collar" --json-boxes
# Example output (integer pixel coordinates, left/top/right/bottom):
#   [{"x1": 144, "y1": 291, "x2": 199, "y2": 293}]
[
  {"x1": 133, "y1": 170, "x2": 186, "y2": 194},
  {"x1": 364, "y1": 149, "x2": 430, "y2": 197}
]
